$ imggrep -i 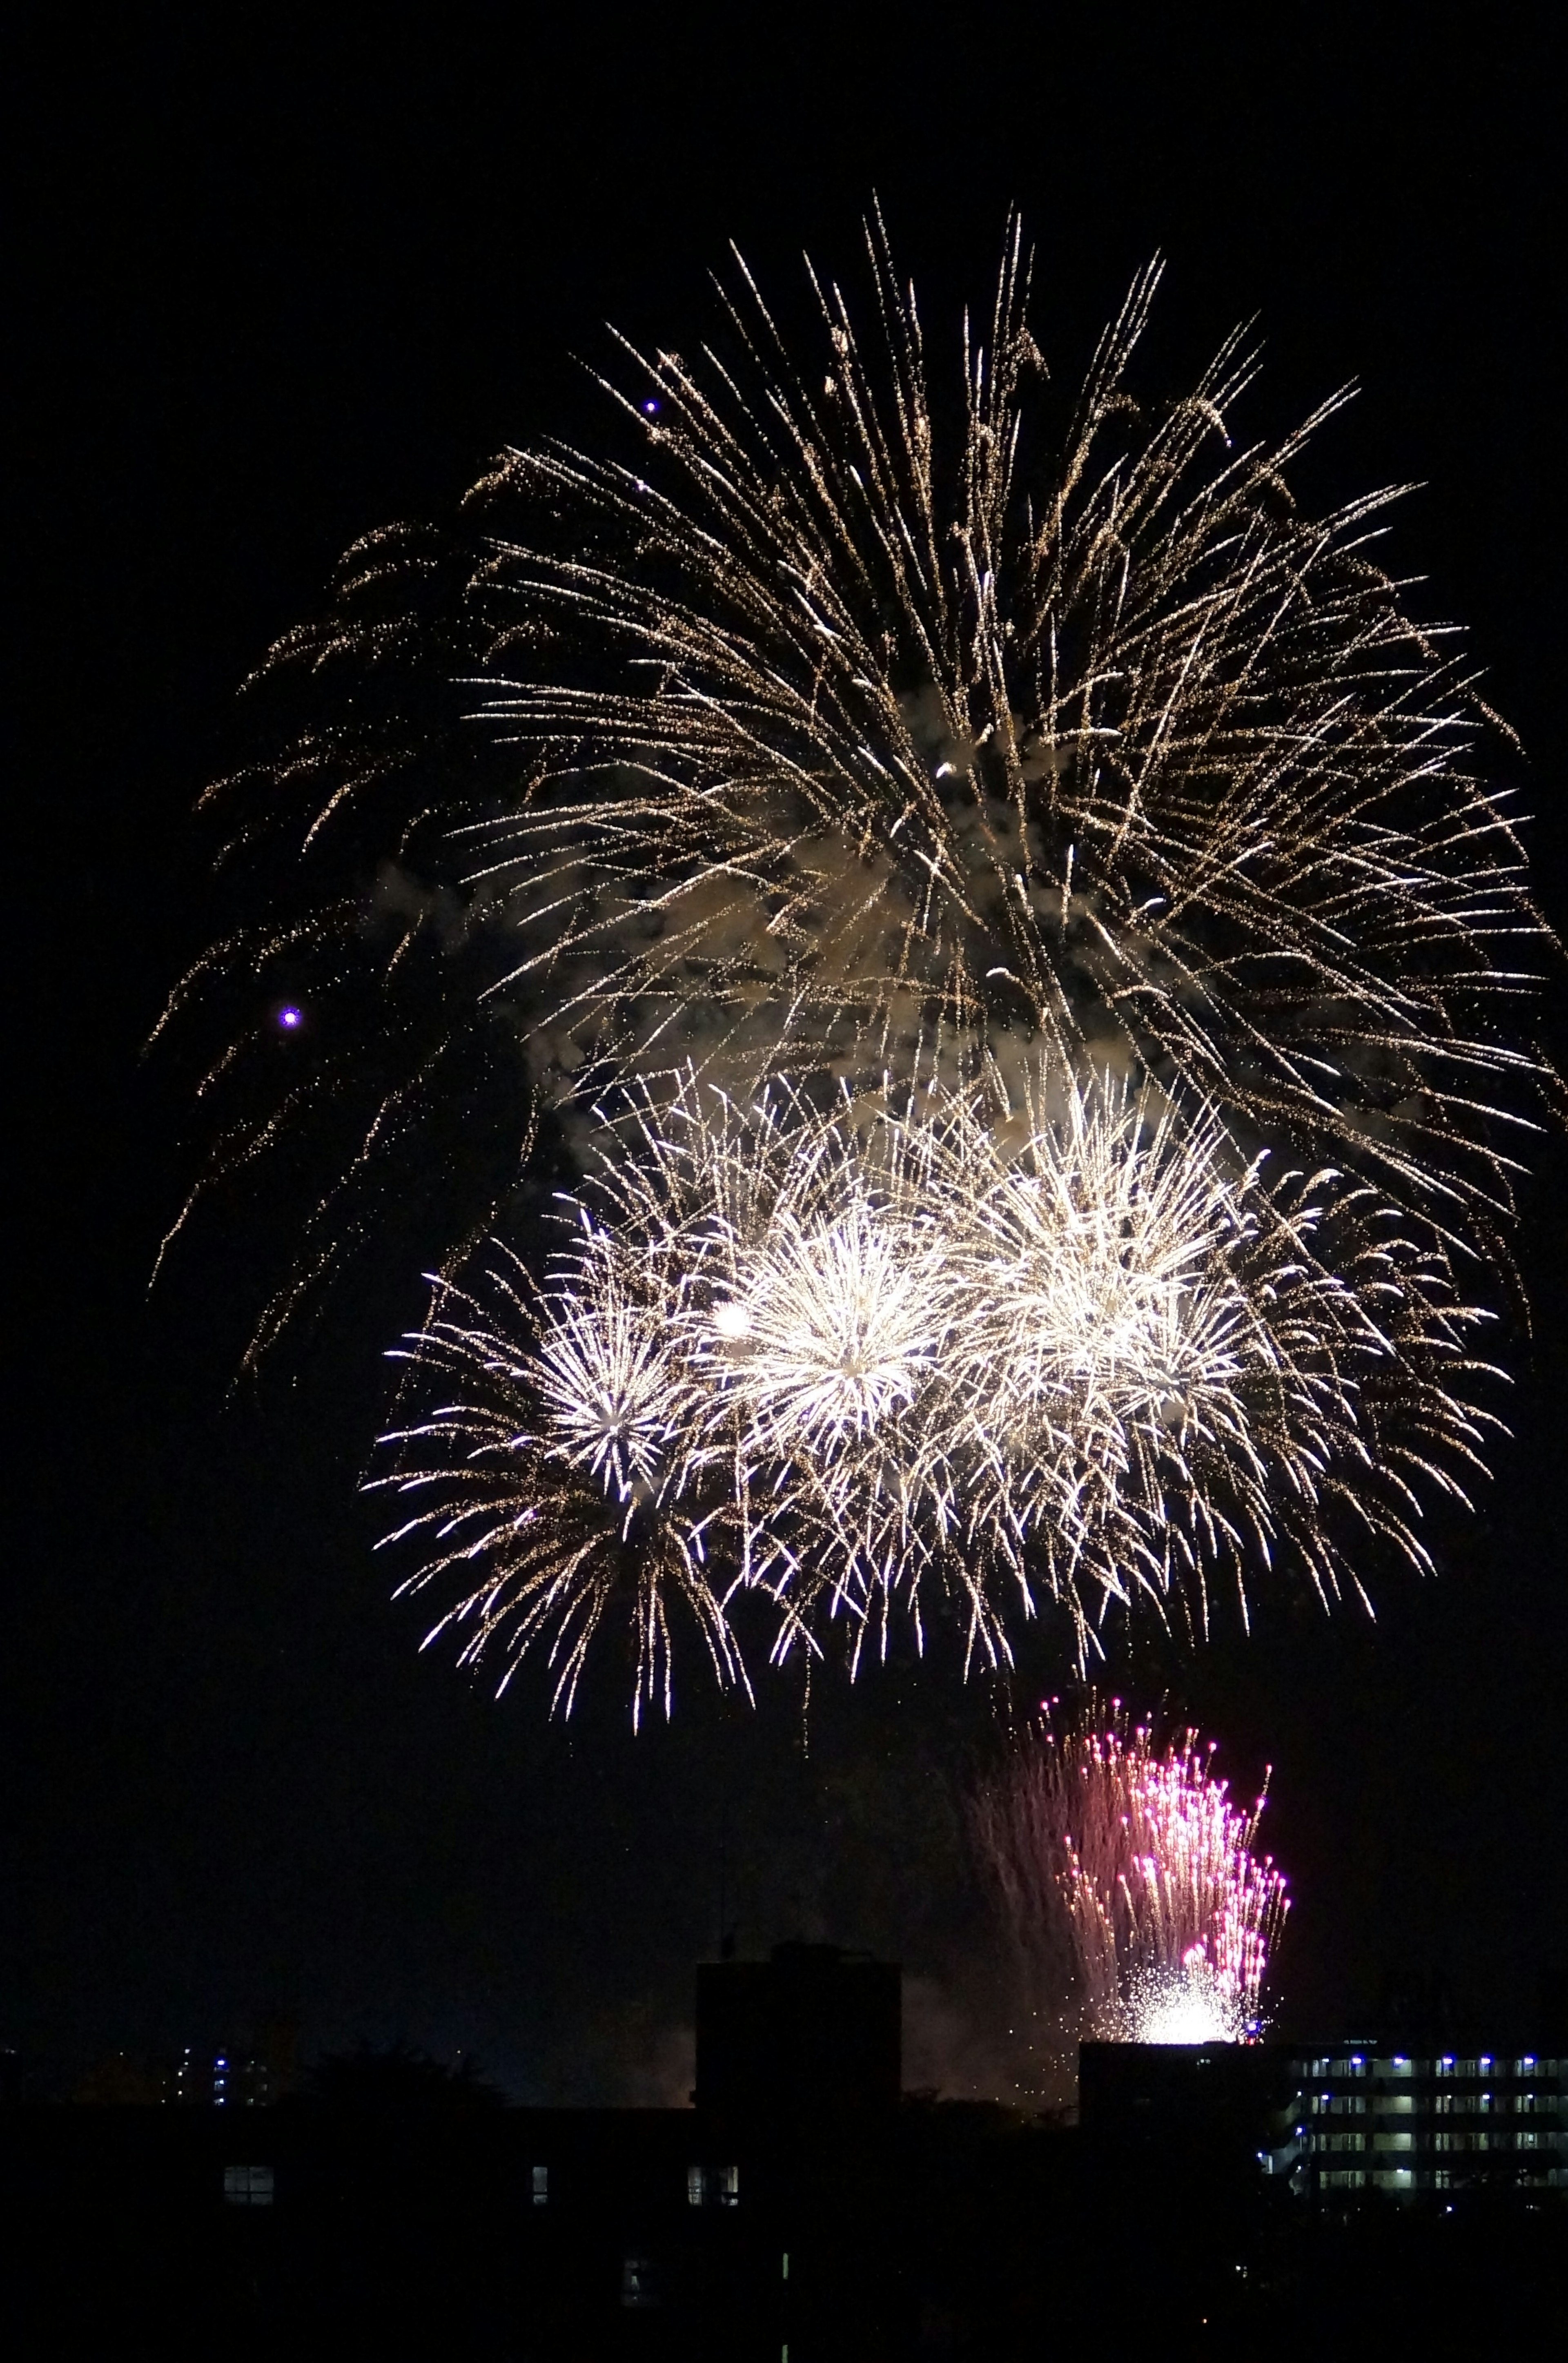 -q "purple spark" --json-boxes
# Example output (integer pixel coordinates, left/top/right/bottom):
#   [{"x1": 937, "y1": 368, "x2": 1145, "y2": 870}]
[{"x1": 277, "y1": 1005, "x2": 303, "y2": 1031}]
